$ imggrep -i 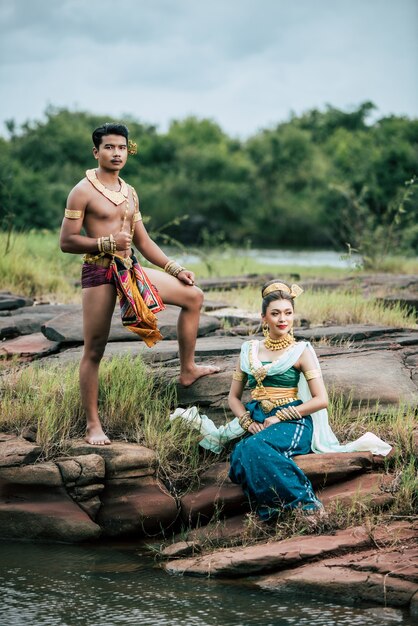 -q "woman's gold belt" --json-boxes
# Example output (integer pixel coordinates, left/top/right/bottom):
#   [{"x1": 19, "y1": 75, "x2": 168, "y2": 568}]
[{"x1": 251, "y1": 386, "x2": 299, "y2": 413}]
